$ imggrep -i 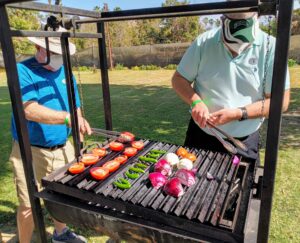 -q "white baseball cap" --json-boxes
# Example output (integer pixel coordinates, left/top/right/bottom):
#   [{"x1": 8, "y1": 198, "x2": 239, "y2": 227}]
[{"x1": 28, "y1": 26, "x2": 76, "y2": 55}]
